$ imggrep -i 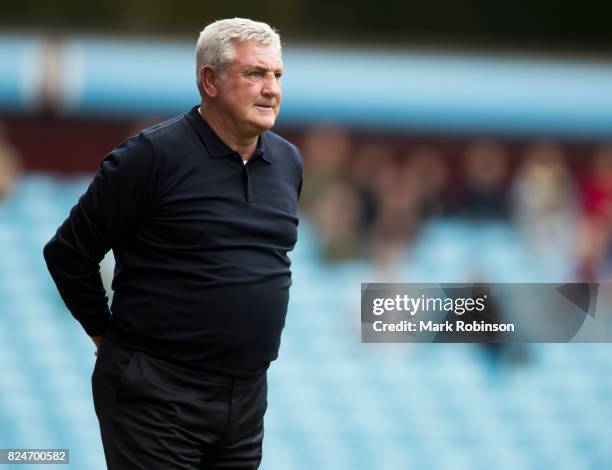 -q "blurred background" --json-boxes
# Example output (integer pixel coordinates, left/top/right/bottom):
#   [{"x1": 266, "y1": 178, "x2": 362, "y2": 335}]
[{"x1": 1, "y1": 2, "x2": 612, "y2": 469}]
